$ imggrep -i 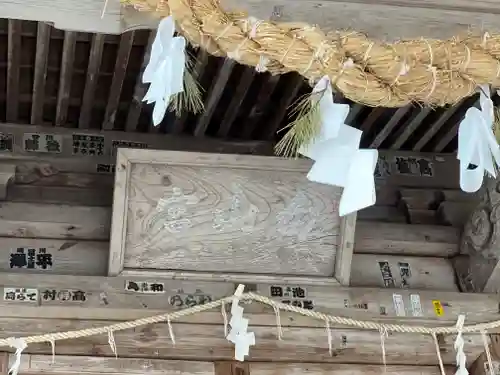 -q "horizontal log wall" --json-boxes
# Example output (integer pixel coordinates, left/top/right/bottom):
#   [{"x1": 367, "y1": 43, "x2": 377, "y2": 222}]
[
  {"x1": 10, "y1": 355, "x2": 453, "y2": 375},
  {"x1": 0, "y1": 147, "x2": 468, "y2": 289},
  {"x1": 0, "y1": 273, "x2": 494, "y2": 365}
]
